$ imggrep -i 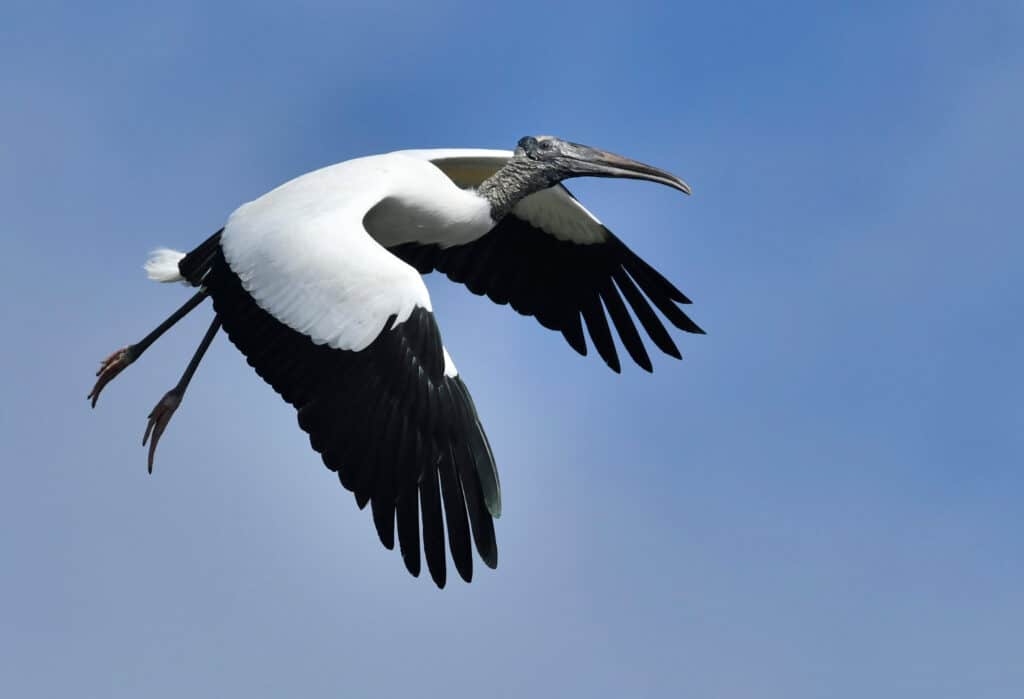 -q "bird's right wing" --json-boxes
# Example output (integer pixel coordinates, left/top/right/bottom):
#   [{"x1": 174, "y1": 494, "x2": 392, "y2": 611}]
[{"x1": 391, "y1": 150, "x2": 703, "y2": 373}]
